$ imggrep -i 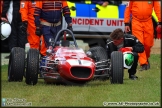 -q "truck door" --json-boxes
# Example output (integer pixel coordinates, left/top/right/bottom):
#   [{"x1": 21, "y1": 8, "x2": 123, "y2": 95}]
[
  {"x1": 67, "y1": 1, "x2": 90, "y2": 32},
  {"x1": 89, "y1": 3, "x2": 126, "y2": 33}
]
